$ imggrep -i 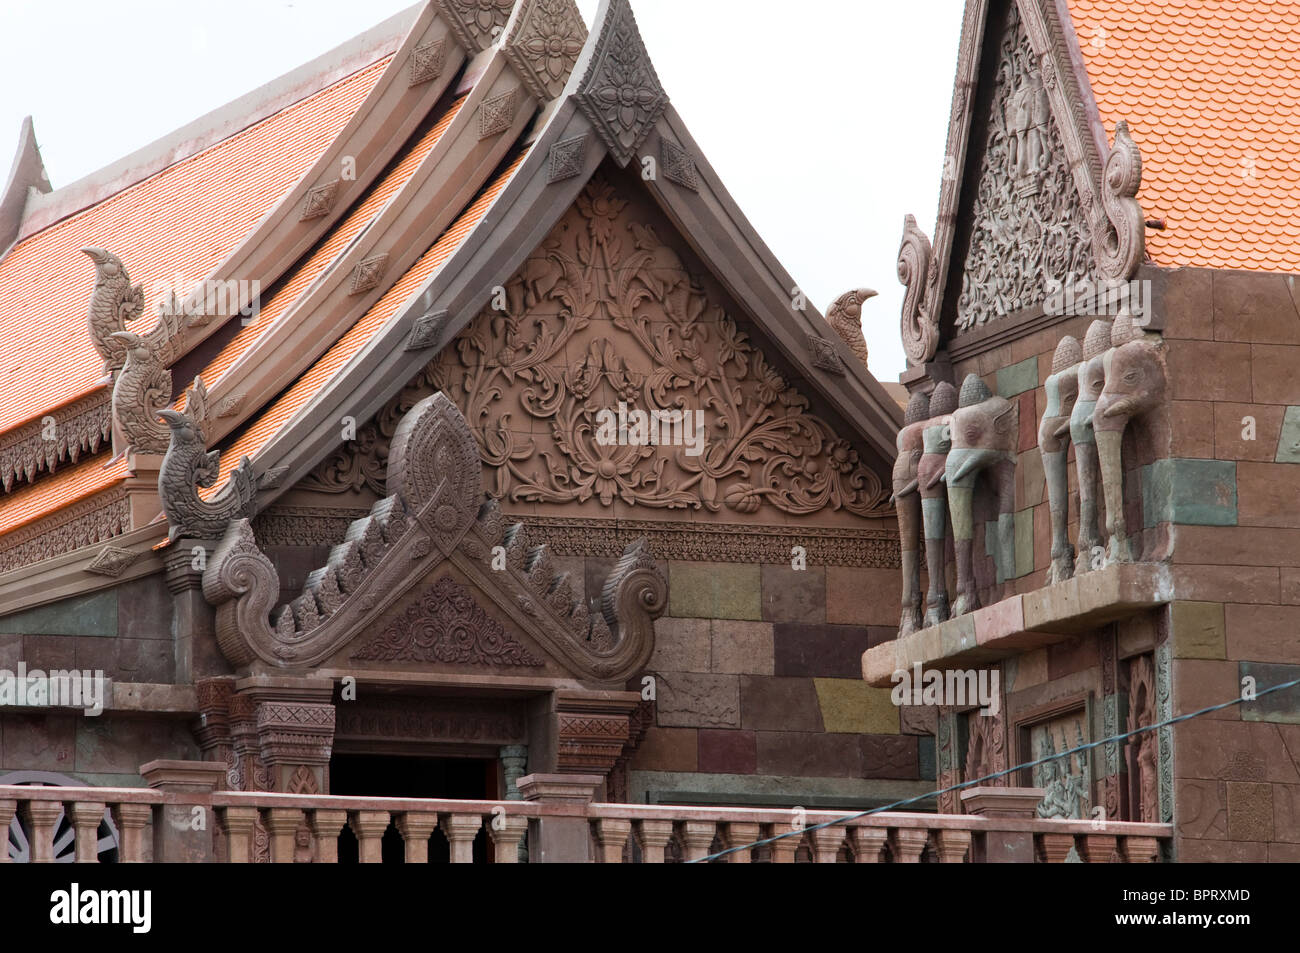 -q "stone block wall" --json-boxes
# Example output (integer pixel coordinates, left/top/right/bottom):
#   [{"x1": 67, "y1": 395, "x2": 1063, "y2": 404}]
[
  {"x1": 628, "y1": 559, "x2": 934, "y2": 808},
  {"x1": 1159, "y1": 266, "x2": 1300, "y2": 861}
]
